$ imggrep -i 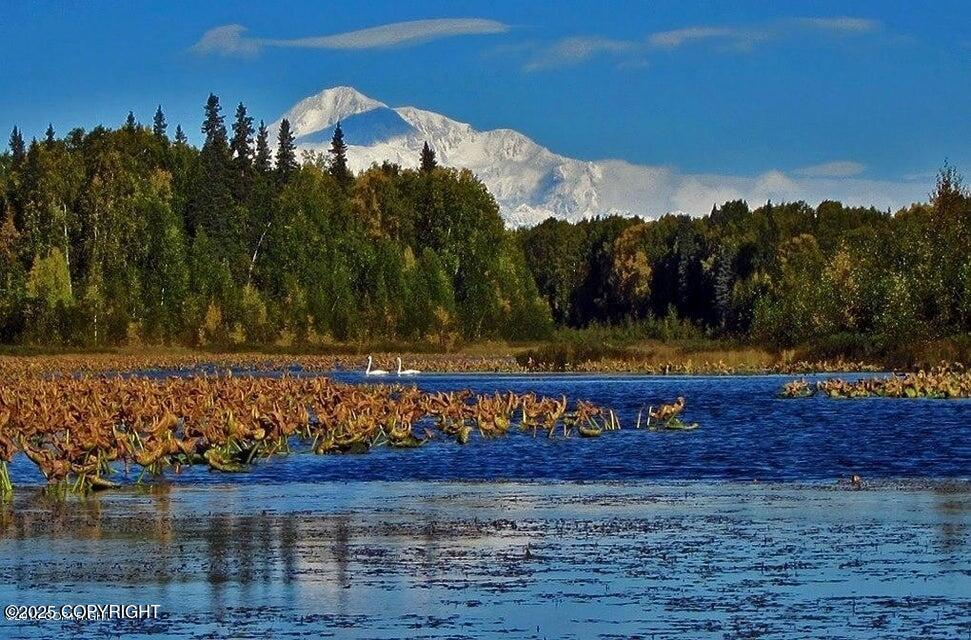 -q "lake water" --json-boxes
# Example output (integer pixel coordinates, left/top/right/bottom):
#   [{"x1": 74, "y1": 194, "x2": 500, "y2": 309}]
[
  {"x1": 1, "y1": 481, "x2": 969, "y2": 639},
  {"x1": 11, "y1": 372, "x2": 967, "y2": 485},
  {"x1": 1, "y1": 373, "x2": 969, "y2": 639}
]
